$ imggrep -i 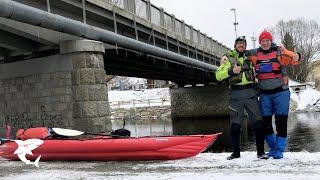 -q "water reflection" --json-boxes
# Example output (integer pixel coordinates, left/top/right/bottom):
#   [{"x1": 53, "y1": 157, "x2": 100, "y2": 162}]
[
  {"x1": 287, "y1": 113, "x2": 320, "y2": 152},
  {"x1": 112, "y1": 112, "x2": 320, "y2": 152}
]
